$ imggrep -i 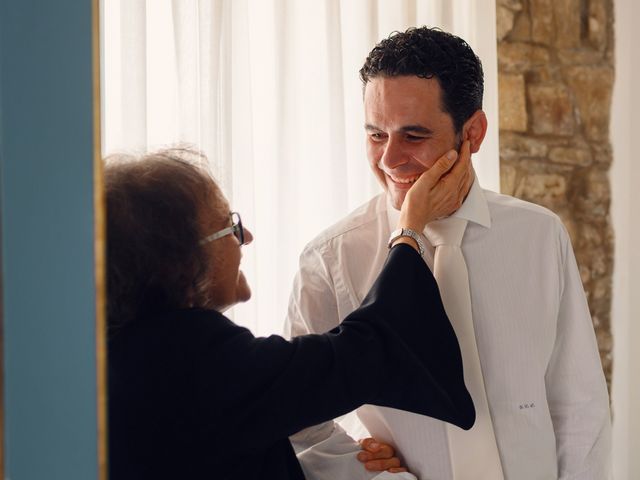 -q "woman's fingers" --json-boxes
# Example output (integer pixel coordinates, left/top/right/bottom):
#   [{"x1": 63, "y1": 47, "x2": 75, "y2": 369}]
[
  {"x1": 450, "y1": 139, "x2": 471, "y2": 179},
  {"x1": 412, "y1": 149, "x2": 459, "y2": 191},
  {"x1": 398, "y1": 140, "x2": 474, "y2": 231},
  {"x1": 433, "y1": 140, "x2": 473, "y2": 214},
  {"x1": 447, "y1": 140, "x2": 472, "y2": 196}
]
